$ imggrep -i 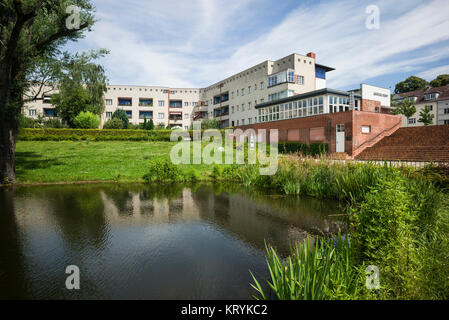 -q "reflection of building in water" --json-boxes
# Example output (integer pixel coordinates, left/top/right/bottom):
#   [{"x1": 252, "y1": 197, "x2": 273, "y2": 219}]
[{"x1": 101, "y1": 188, "x2": 200, "y2": 224}]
